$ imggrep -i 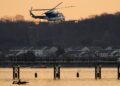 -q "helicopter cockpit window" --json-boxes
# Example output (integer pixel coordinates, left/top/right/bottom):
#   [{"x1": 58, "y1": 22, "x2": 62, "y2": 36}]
[{"x1": 46, "y1": 12, "x2": 58, "y2": 18}]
